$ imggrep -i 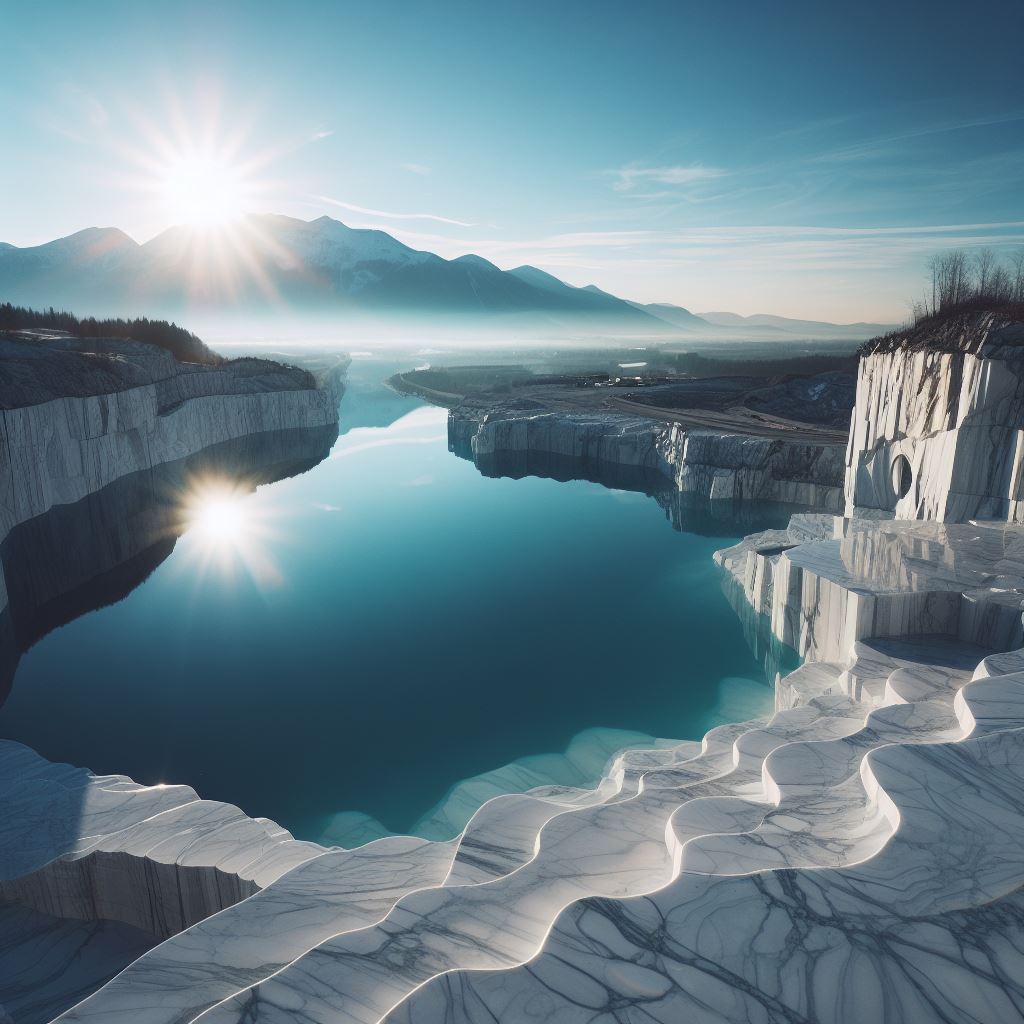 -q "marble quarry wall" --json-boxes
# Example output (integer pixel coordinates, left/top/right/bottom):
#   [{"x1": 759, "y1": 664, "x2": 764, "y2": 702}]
[
  {"x1": 845, "y1": 319, "x2": 1024, "y2": 522},
  {"x1": 716, "y1": 516, "x2": 1024, "y2": 673},
  {"x1": 456, "y1": 408, "x2": 665, "y2": 474},
  {"x1": 450, "y1": 406, "x2": 847, "y2": 510},
  {"x1": 658, "y1": 422, "x2": 845, "y2": 509}
]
